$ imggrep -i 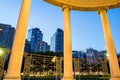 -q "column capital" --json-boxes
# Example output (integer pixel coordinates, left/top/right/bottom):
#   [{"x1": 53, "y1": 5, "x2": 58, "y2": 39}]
[
  {"x1": 62, "y1": 4, "x2": 72, "y2": 11},
  {"x1": 98, "y1": 7, "x2": 109, "y2": 14}
]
